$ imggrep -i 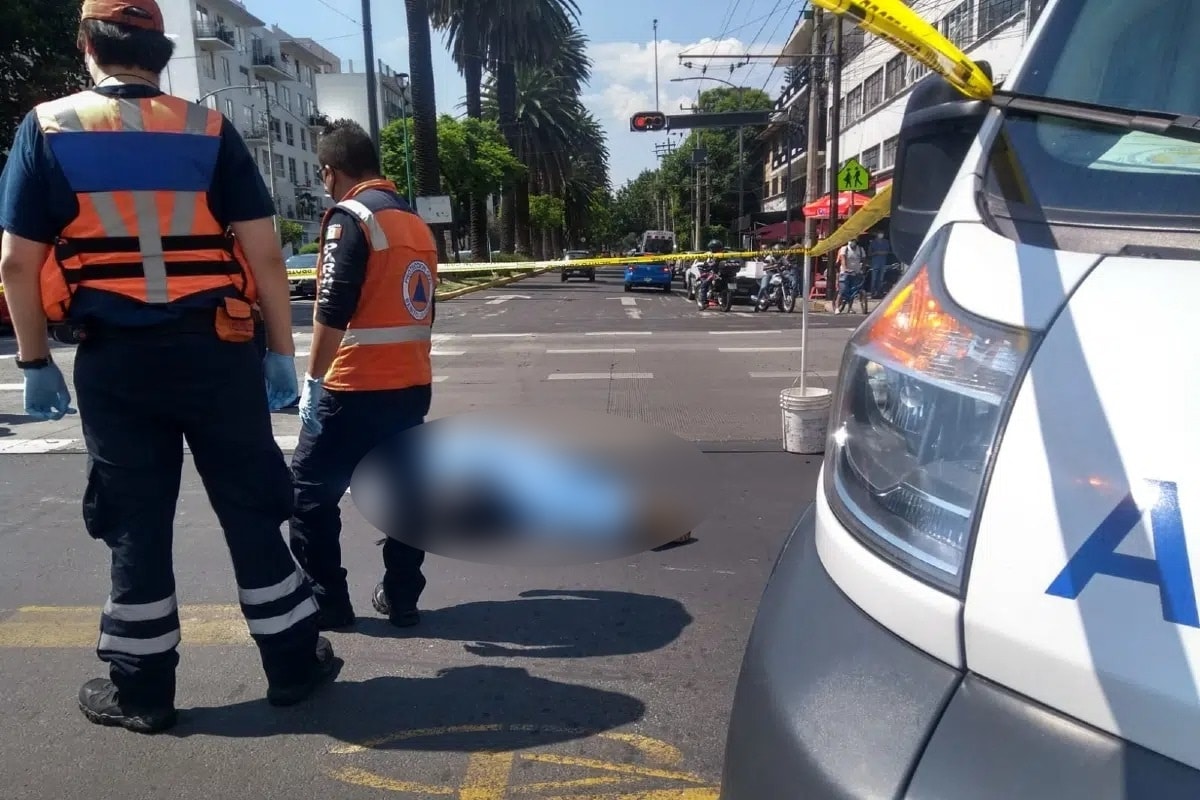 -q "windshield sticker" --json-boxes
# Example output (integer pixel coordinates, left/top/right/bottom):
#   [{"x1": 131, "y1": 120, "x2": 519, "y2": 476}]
[{"x1": 1090, "y1": 131, "x2": 1200, "y2": 175}]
